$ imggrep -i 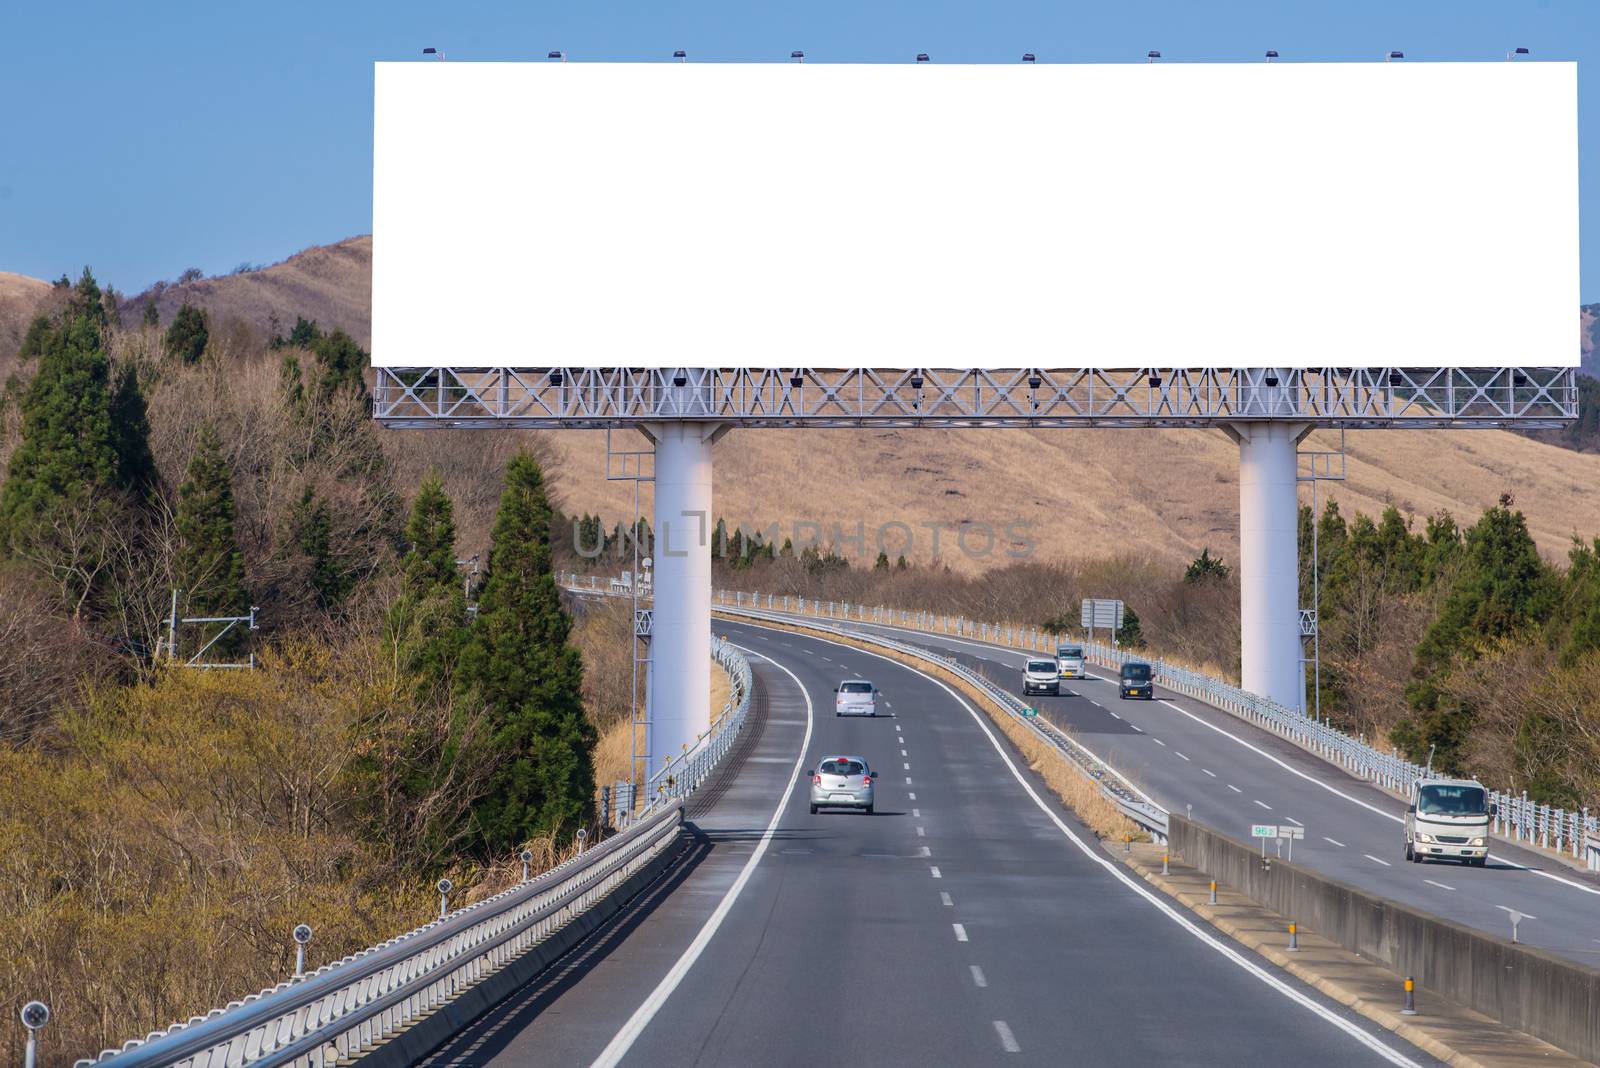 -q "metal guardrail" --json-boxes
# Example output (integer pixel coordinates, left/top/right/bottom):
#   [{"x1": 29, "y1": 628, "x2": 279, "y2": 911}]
[
  {"x1": 81, "y1": 629, "x2": 756, "y2": 1068},
  {"x1": 714, "y1": 588, "x2": 1597, "y2": 869},
  {"x1": 714, "y1": 603, "x2": 1170, "y2": 841}
]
